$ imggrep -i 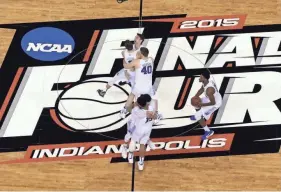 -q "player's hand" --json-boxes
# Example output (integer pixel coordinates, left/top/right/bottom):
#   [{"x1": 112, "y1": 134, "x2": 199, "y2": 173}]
[
  {"x1": 146, "y1": 111, "x2": 155, "y2": 119},
  {"x1": 197, "y1": 101, "x2": 202, "y2": 108}
]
